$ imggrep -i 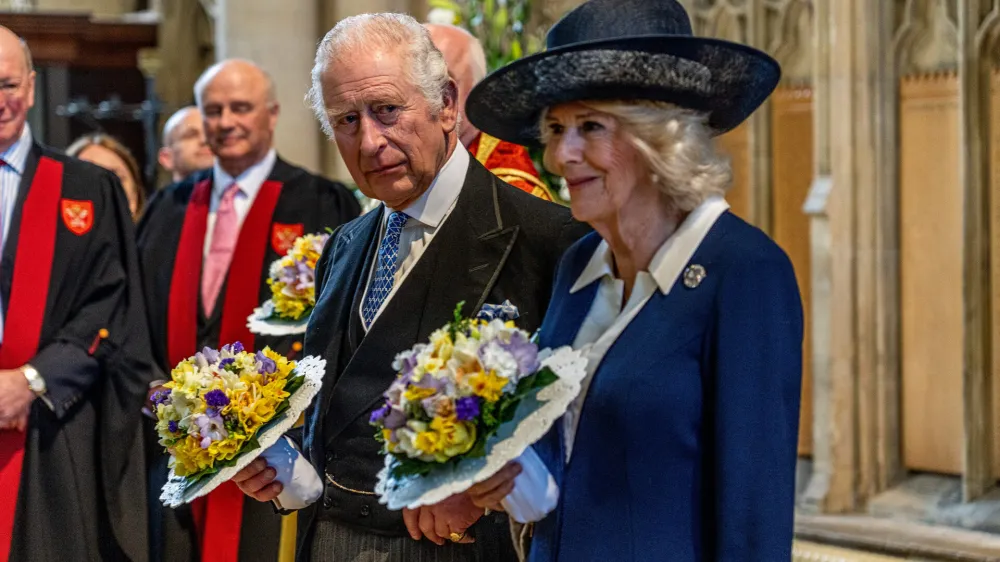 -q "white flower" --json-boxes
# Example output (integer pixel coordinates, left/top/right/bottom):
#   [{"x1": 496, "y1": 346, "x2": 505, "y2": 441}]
[{"x1": 478, "y1": 340, "x2": 519, "y2": 382}]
